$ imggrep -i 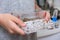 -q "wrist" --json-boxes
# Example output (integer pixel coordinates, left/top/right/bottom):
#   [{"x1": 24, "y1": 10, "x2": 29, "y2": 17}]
[{"x1": 35, "y1": 8, "x2": 42, "y2": 12}]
